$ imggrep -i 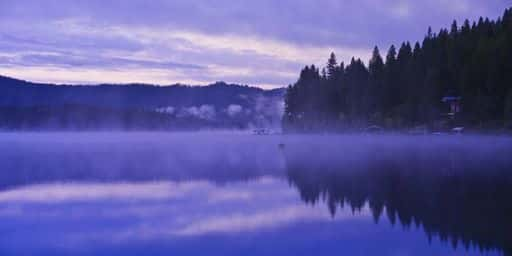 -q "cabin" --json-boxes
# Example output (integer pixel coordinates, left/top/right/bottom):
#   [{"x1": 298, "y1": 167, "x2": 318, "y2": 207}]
[
  {"x1": 253, "y1": 128, "x2": 271, "y2": 135},
  {"x1": 441, "y1": 96, "x2": 462, "y2": 118}
]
